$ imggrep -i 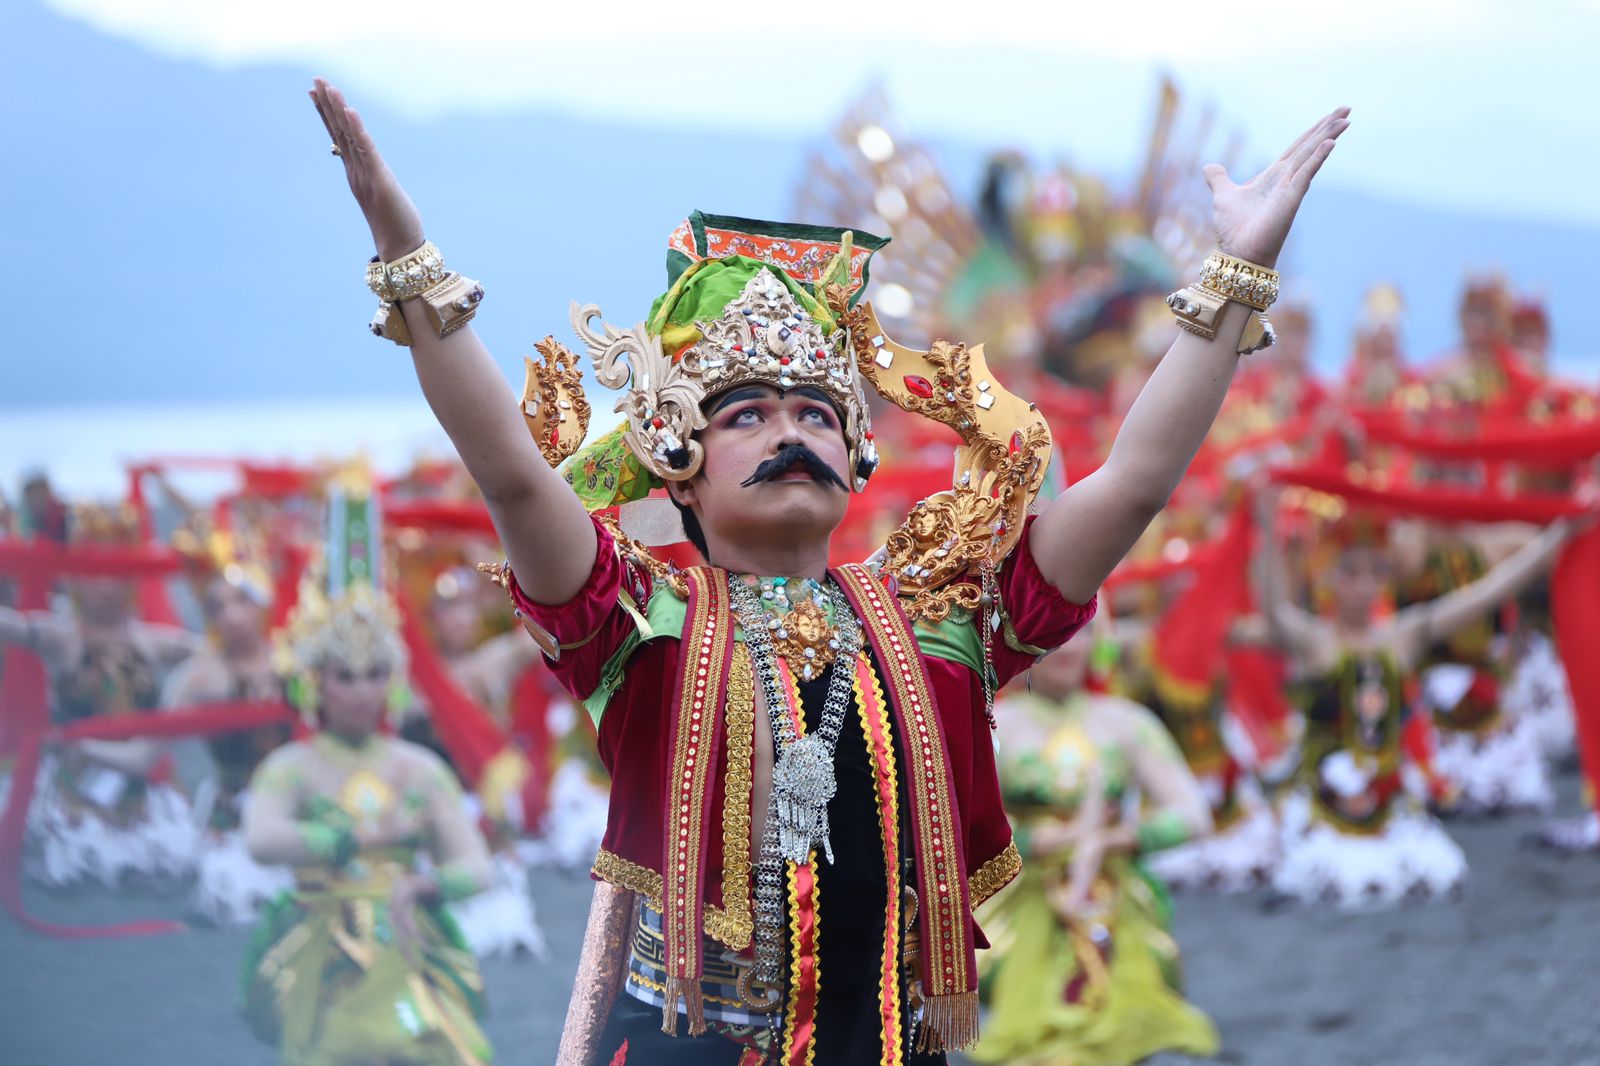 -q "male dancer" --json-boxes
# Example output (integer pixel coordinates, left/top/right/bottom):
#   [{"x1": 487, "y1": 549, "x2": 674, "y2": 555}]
[{"x1": 309, "y1": 79, "x2": 1347, "y2": 1063}]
